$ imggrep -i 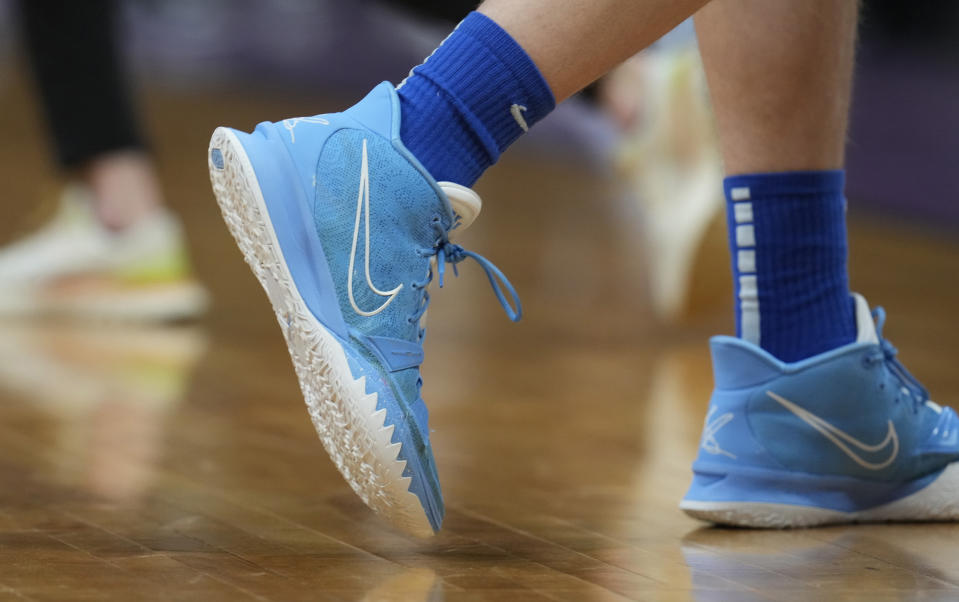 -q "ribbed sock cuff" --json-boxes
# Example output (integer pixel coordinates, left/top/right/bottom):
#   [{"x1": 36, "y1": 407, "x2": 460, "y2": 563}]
[
  {"x1": 724, "y1": 170, "x2": 845, "y2": 199},
  {"x1": 398, "y1": 11, "x2": 555, "y2": 187},
  {"x1": 724, "y1": 169, "x2": 855, "y2": 361},
  {"x1": 415, "y1": 12, "x2": 554, "y2": 157}
]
